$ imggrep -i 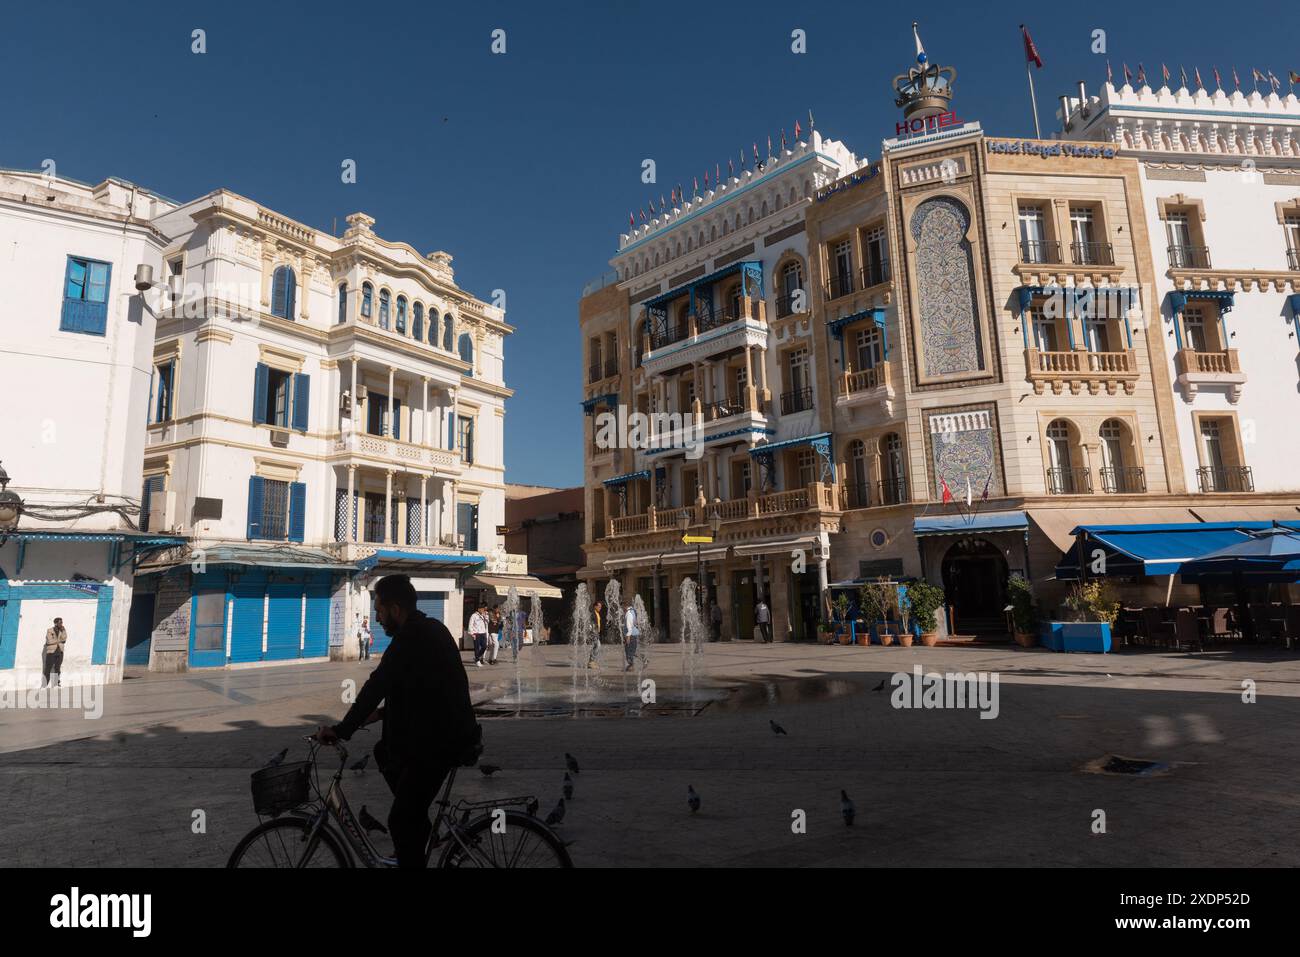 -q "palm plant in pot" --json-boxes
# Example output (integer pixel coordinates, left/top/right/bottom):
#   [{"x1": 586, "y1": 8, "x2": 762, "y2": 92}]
[
  {"x1": 1007, "y1": 574, "x2": 1039, "y2": 647},
  {"x1": 905, "y1": 580, "x2": 945, "y2": 647},
  {"x1": 858, "y1": 579, "x2": 892, "y2": 645},
  {"x1": 832, "y1": 592, "x2": 853, "y2": 644}
]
